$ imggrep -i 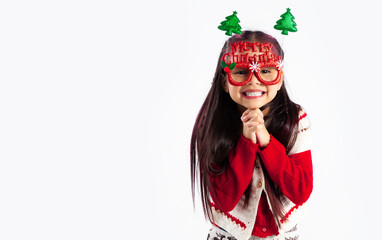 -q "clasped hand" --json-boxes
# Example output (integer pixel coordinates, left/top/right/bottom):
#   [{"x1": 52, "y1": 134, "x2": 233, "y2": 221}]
[{"x1": 241, "y1": 108, "x2": 271, "y2": 148}]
